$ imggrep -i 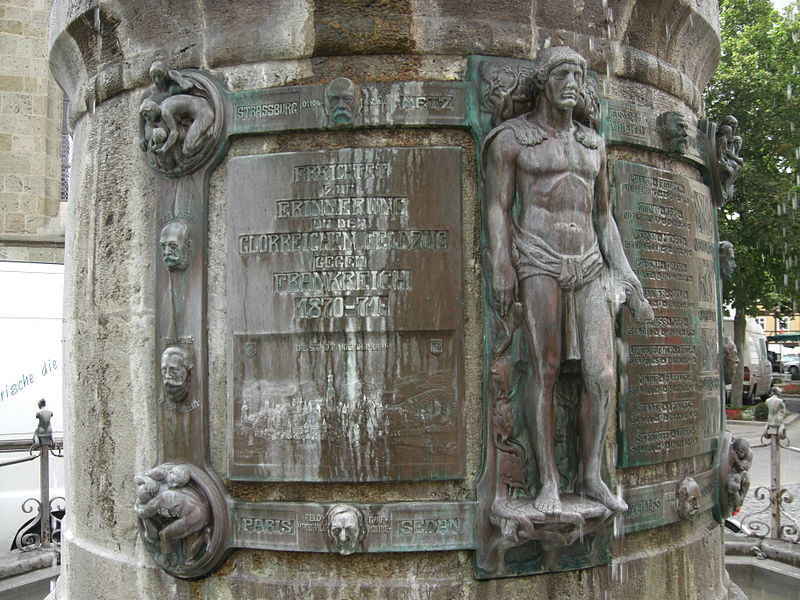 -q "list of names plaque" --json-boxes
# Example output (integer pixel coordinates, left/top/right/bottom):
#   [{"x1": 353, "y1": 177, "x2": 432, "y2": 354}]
[
  {"x1": 227, "y1": 147, "x2": 464, "y2": 482},
  {"x1": 614, "y1": 161, "x2": 722, "y2": 467}
]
